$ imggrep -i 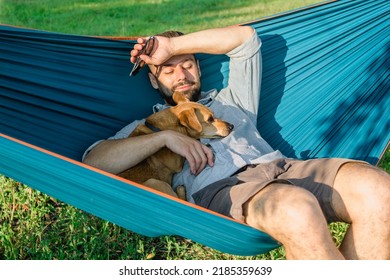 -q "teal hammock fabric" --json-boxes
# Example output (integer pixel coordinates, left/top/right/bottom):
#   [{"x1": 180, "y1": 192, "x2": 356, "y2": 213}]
[{"x1": 0, "y1": 0, "x2": 389, "y2": 256}]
